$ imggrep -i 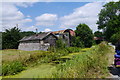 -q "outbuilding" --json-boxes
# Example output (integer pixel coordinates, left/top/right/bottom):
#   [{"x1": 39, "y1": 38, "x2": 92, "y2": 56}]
[{"x1": 18, "y1": 32, "x2": 58, "y2": 51}]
